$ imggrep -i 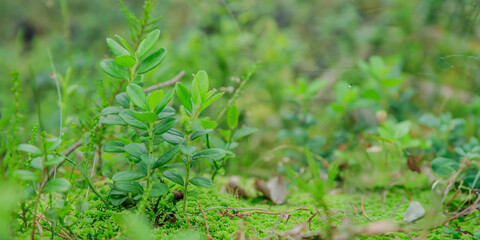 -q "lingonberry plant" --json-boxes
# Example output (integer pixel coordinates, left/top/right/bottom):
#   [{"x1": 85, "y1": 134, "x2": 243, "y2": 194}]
[
  {"x1": 164, "y1": 71, "x2": 227, "y2": 212},
  {"x1": 98, "y1": 29, "x2": 179, "y2": 216}
]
